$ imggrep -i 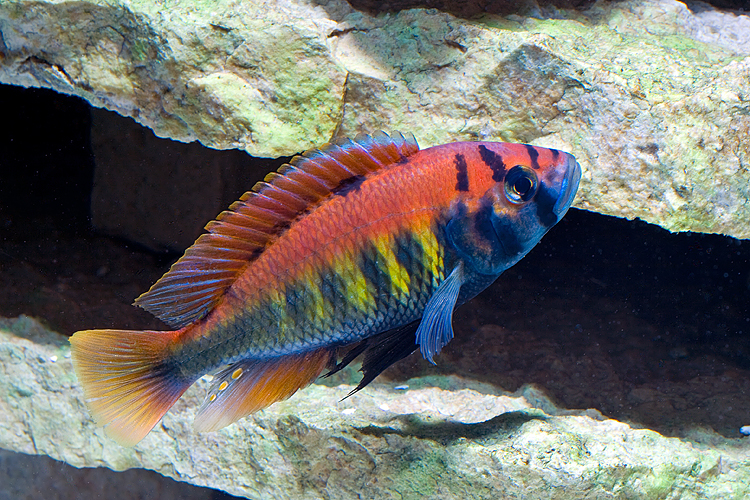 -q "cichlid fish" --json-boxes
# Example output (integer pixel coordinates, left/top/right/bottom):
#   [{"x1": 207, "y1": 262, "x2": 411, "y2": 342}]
[{"x1": 70, "y1": 132, "x2": 581, "y2": 446}]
